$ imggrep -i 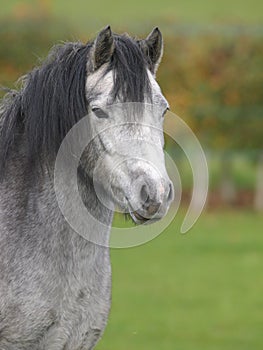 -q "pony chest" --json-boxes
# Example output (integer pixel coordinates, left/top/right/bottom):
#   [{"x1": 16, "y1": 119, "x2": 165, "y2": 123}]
[{"x1": 41, "y1": 256, "x2": 111, "y2": 349}]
